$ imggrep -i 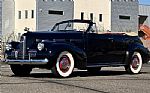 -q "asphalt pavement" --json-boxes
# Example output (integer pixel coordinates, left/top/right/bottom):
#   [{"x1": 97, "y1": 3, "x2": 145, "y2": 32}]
[{"x1": 1, "y1": 64, "x2": 150, "y2": 93}]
